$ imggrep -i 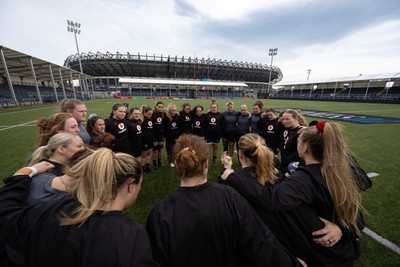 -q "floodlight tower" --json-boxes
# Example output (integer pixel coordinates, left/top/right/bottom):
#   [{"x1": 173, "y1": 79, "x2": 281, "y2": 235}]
[
  {"x1": 268, "y1": 48, "x2": 278, "y2": 94},
  {"x1": 67, "y1": 20, "x2": 83, "y2": 73},
  {"x1": 307, "y1": 69, "x2": 311, "y2": 80}
]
